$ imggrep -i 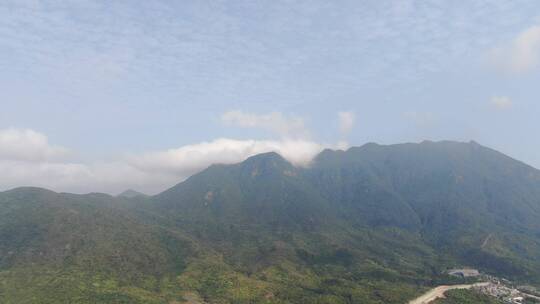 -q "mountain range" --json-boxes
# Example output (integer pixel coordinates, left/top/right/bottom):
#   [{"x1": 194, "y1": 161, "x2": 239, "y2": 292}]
[{"x1": 1, "y1": 140, "x2": 539, "y2": 303}]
